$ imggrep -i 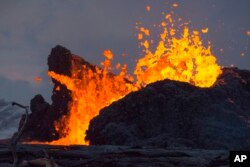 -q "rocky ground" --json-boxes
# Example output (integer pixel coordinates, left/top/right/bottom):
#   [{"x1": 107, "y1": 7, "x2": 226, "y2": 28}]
[{"x1": 0, "y1": 144, "x2": 229, "y2": 167}]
